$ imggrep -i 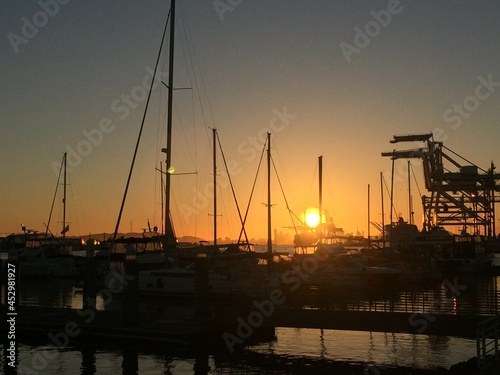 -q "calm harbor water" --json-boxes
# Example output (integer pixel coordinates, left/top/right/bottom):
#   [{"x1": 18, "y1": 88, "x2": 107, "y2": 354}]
[
  {"x1": 4, "y1": 251, "x2": 500, "y2": 374},
  {"x1": 1, "y1": 329, "x2": 479, "y2": 374}
]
